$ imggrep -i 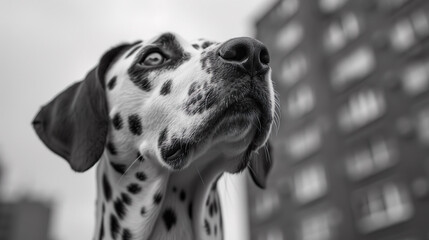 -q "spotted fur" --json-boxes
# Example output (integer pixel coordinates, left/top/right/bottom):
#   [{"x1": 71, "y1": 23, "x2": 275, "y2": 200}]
[
  {"x1": 94, "y1": 33, "x2": 274, "y2": 240},
  {"x1": 34, "y1": 32, "x2": 274, "y2": 240}
]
